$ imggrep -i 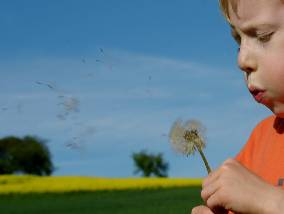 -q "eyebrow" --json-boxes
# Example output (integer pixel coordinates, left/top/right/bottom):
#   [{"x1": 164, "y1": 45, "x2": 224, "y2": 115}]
[
  {"x1": 230, "y1": 23, "x2": 276, "y2": 38},
  {"x1": 231, "y1": 23, "x2": 276, "y2": 33}
]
